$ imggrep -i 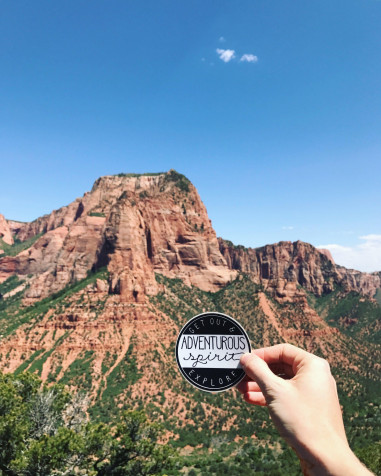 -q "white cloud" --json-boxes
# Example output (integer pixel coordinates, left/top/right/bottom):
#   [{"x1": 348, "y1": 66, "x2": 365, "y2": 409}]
[
  {"x1": 240, "y1": 54, "x2": 258, "y2": 63},
  {"x1": 282, "y1": 226, "x2": 294, "y2": 230},
  {"x1": 216, "y1": 48, "x2": 236, "y2": 63},
  {"x1": 219, "y1": 36, "x2": 226, "y2": 43},
  {"x1": 359, "y1": 234, "x2": 381, "y2": 242},
  {"x1": 318, "y1": 234, "x2": 381, "y2": 272}
]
